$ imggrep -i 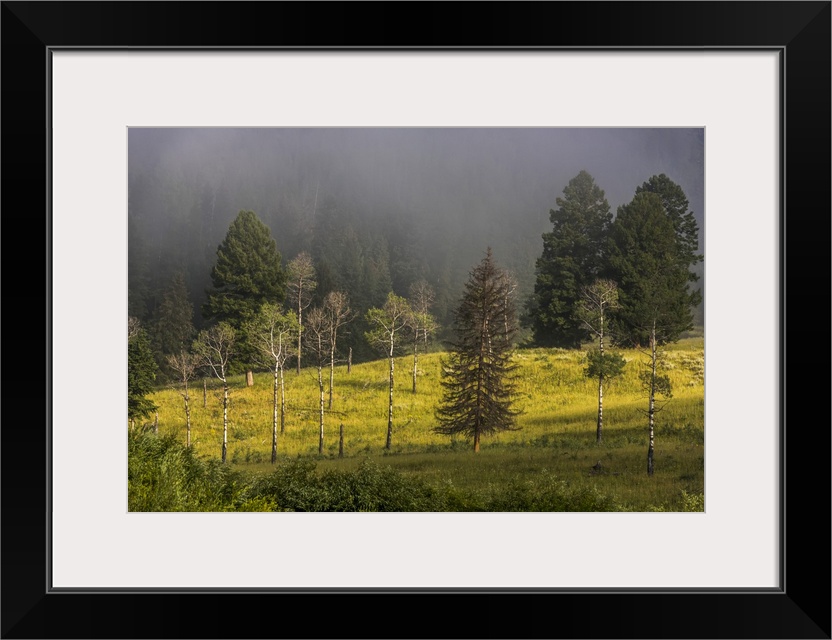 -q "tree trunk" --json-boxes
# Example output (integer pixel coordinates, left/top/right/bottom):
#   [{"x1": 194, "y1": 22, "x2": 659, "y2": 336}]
[
  {"x1": 246, "y1": 370, "x2": 254, "y2": 387},
  {"x1": 328, "y1": 347, "x2": 335, "y2": 410},
  {"x1": 203, "y1": 378, "x2": 207, "y2": 408},
  {"x1": 412, "y1": 338, "x2": 418, "y2": 394},
  {"x1": 184, "y1": 388, "x2": 191, "y2": 448},
  {"x1": 296, "y1": 305, "x2": 303, "y2": 375},
  {"x1": 647, "y1": 323, "x2": 656, "y2": 476},
  {"x1": 272, "y1": 367, "x2": 279, "y2": 464},
  {"x1": 318, "y1": 366, "x2": 325, "y2": 455},
  {"x1": 596, "y1": 375, "x2": 604, "y2": 445},
  {"x1": 597, "y1": 326, "x2": 604, "y2": 445},
  {"x1": 347, "y1": 347, "x2": 352, "y2": 374},
  {"x1": 279, "y1": 365, "x2": 286, "y2": 435},
  {"x1": 153, "y1": 411, "x2": 158, "y2": 434},
  {"x1": 474, "y1": 430, "x2": 480, "y2": 453},
  {"x1": 222, "y1": 380, "x2": 229, "y2": 463},
  {"x1": 339, "y1": 423, "x2": 344, "y2": 458},
  {"x1": 385, "y1": 352, "x2": 394, "y2": 450}
]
